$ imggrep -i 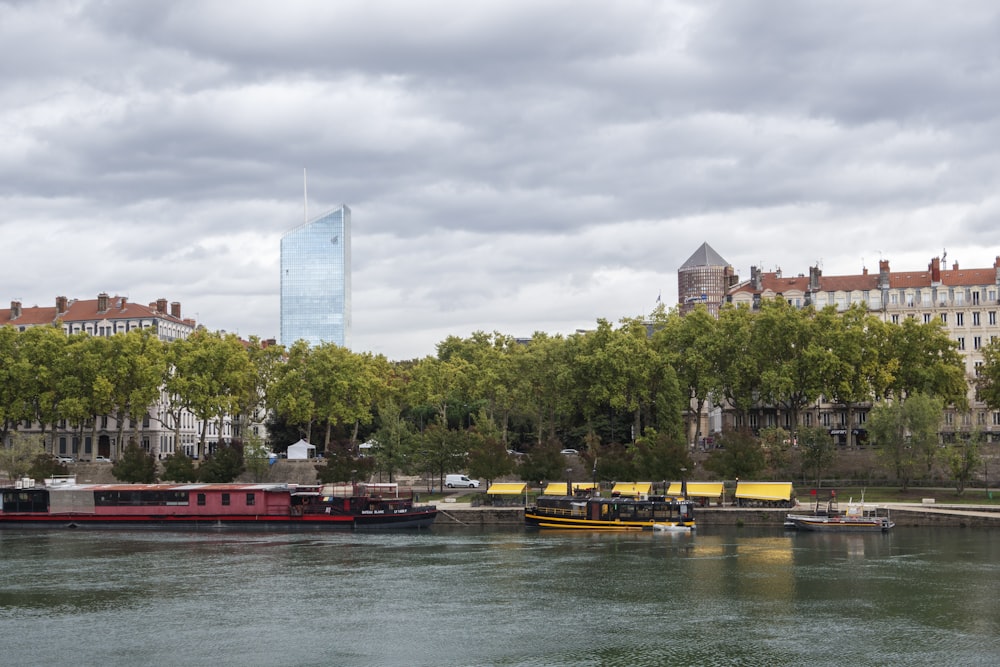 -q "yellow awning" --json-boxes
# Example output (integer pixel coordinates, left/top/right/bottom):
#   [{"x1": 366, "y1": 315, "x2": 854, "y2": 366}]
[
  {"x1": 611, "y1": 482, "x2": 652, "y2": 496},
  {"x1": 486, "y1": 482, "x2": 526, "y2": 495},
  {"x1": 543, "y1": 482, "x2": 597, "y2": 495},
  {"x1": 735, "y1": 482, "x2": 793, "y2": 501},
  {"x1": 667, "y1": 482, "x2": 724, "y2": 498}
]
